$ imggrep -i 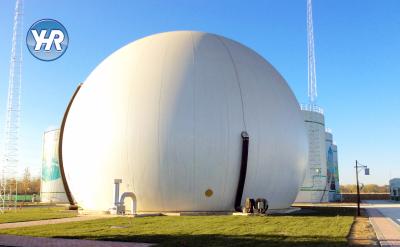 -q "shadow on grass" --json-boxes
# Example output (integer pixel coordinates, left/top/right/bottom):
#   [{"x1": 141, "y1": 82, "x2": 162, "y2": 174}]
[
  {"x1": 52, "y1": 233, "x2": 347, "y2": 247},
  {"x1": 286, "y1": 206, "x2": 357, "y2": 217}
]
